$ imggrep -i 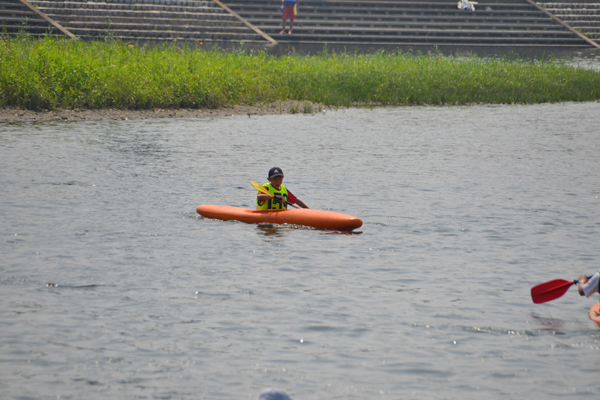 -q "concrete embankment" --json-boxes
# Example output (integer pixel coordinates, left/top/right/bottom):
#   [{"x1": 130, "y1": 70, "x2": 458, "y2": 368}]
[
  {"x1": 1, "y1": 0, "x2": 599, "y2": 54},
  {"x1": 538, "y1": 0, "x2": 600, "y2": 45}
]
